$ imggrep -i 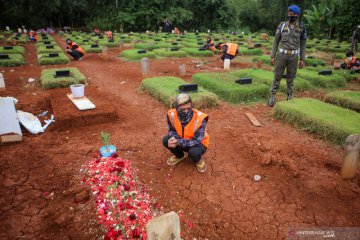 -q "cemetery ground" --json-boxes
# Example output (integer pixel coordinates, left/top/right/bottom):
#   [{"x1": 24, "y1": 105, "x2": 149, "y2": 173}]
[{"x1": 0, "y1": 34, "x2": 360, "y2": 239}]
